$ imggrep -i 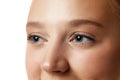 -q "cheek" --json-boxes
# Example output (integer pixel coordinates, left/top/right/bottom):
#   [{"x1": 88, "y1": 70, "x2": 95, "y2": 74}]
[
  {"x1": 26, "y1": 48, "x2": 43, "y2": 79},
  {"x1": 69, "y1": 47, "x2": 119, "y2": 79}
]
